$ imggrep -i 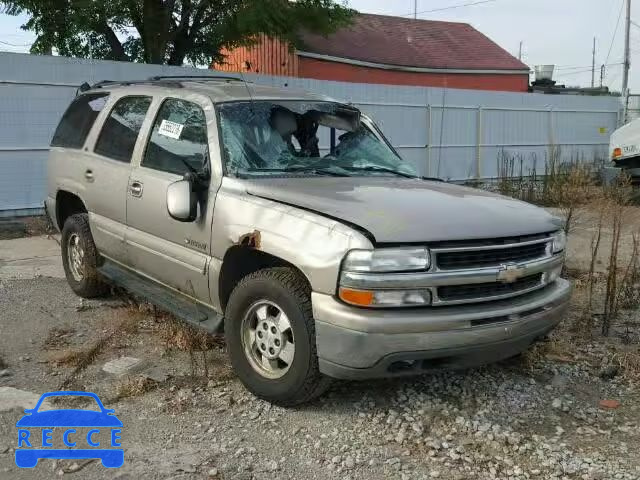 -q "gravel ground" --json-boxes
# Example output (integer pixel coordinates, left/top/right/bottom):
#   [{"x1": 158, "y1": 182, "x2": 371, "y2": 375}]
[
  {"x1": 1, "y1": 206, "x2": 640, "y2": 479},
  {"x1": 0, "y1": 277, "x2": 639, "y2": 480}
]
